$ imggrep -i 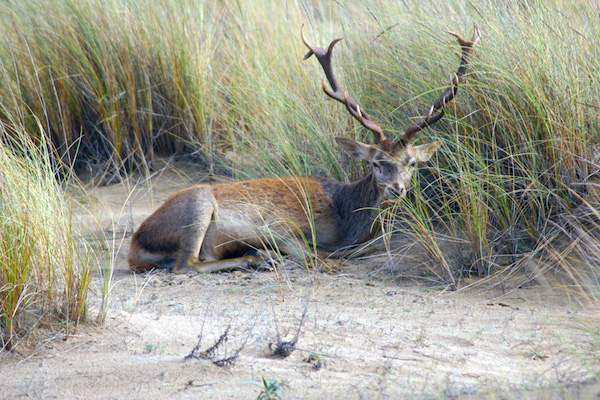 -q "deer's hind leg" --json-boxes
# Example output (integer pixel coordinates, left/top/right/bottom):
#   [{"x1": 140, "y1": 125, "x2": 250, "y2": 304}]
[
  {"x1": 170, "y1": 195, "x2": 264, "y2": 274},
  {"x1": 128, "y1": 253, "x2": 177, "y2": 273},
  {"x1": 171, "y1": 192, "x2": 217, "y2": 274},
  {"x1": 188, "y1": 229, "x2": 267, "y2": 274}
]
